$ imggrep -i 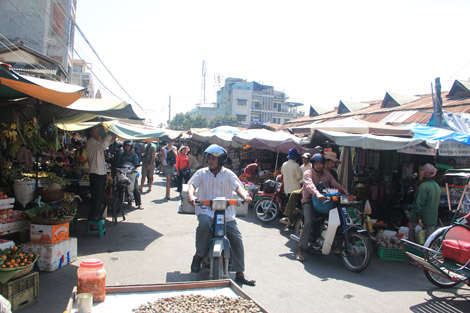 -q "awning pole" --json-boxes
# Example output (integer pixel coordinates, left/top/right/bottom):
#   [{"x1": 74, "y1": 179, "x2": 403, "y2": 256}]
[{"x1": 274, "y1": 146, "x2": 280, "y2": 175}]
